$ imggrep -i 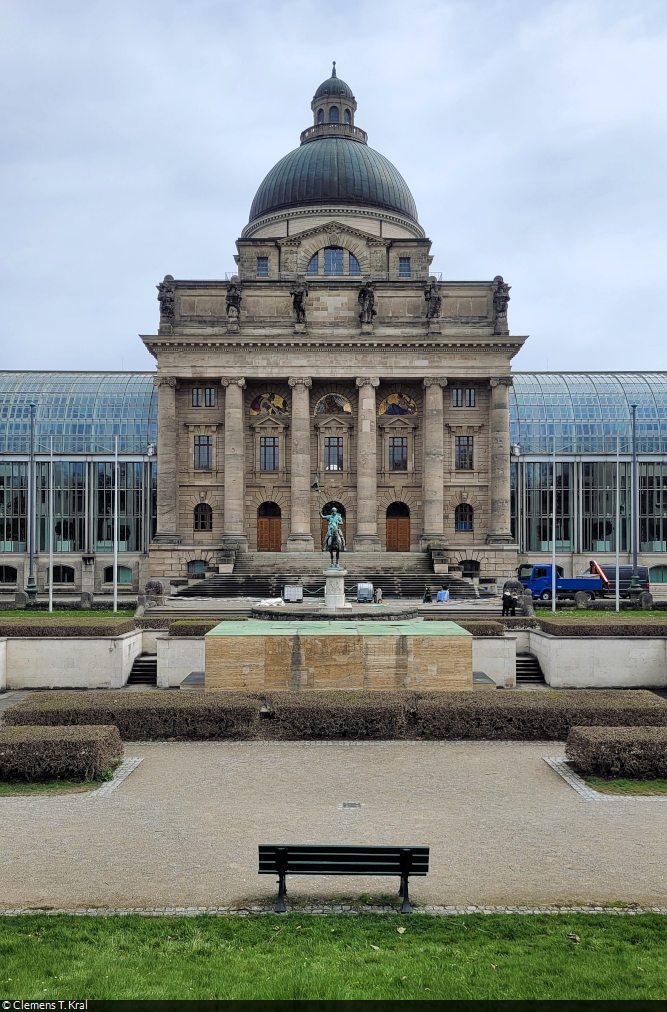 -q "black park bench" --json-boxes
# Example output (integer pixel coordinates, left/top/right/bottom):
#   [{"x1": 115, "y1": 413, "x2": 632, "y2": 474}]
[{"x1": 258, "y1": 844, "x2": 429, "y2": 913}]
